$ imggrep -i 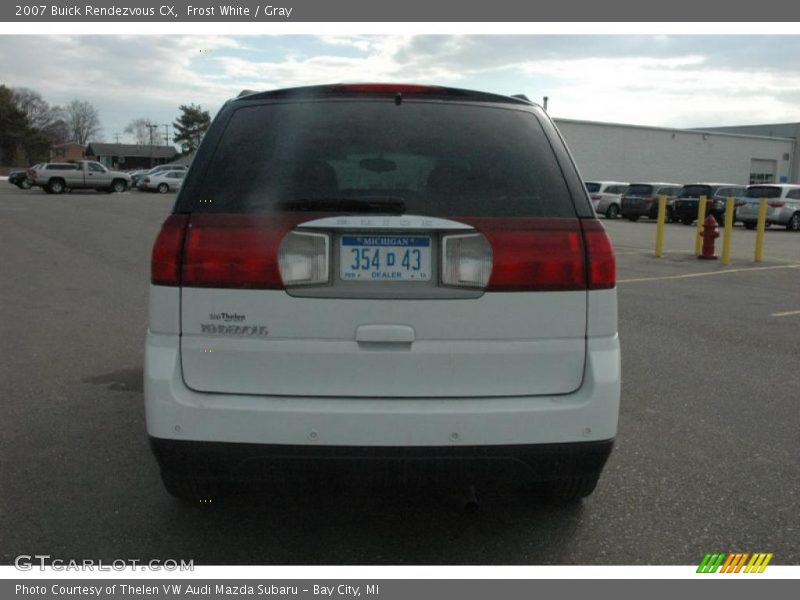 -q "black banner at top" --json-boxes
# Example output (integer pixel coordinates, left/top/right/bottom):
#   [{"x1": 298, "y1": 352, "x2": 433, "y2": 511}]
[{"x1": 2, "y1": 0, "x2": 798, "y2": 22}]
